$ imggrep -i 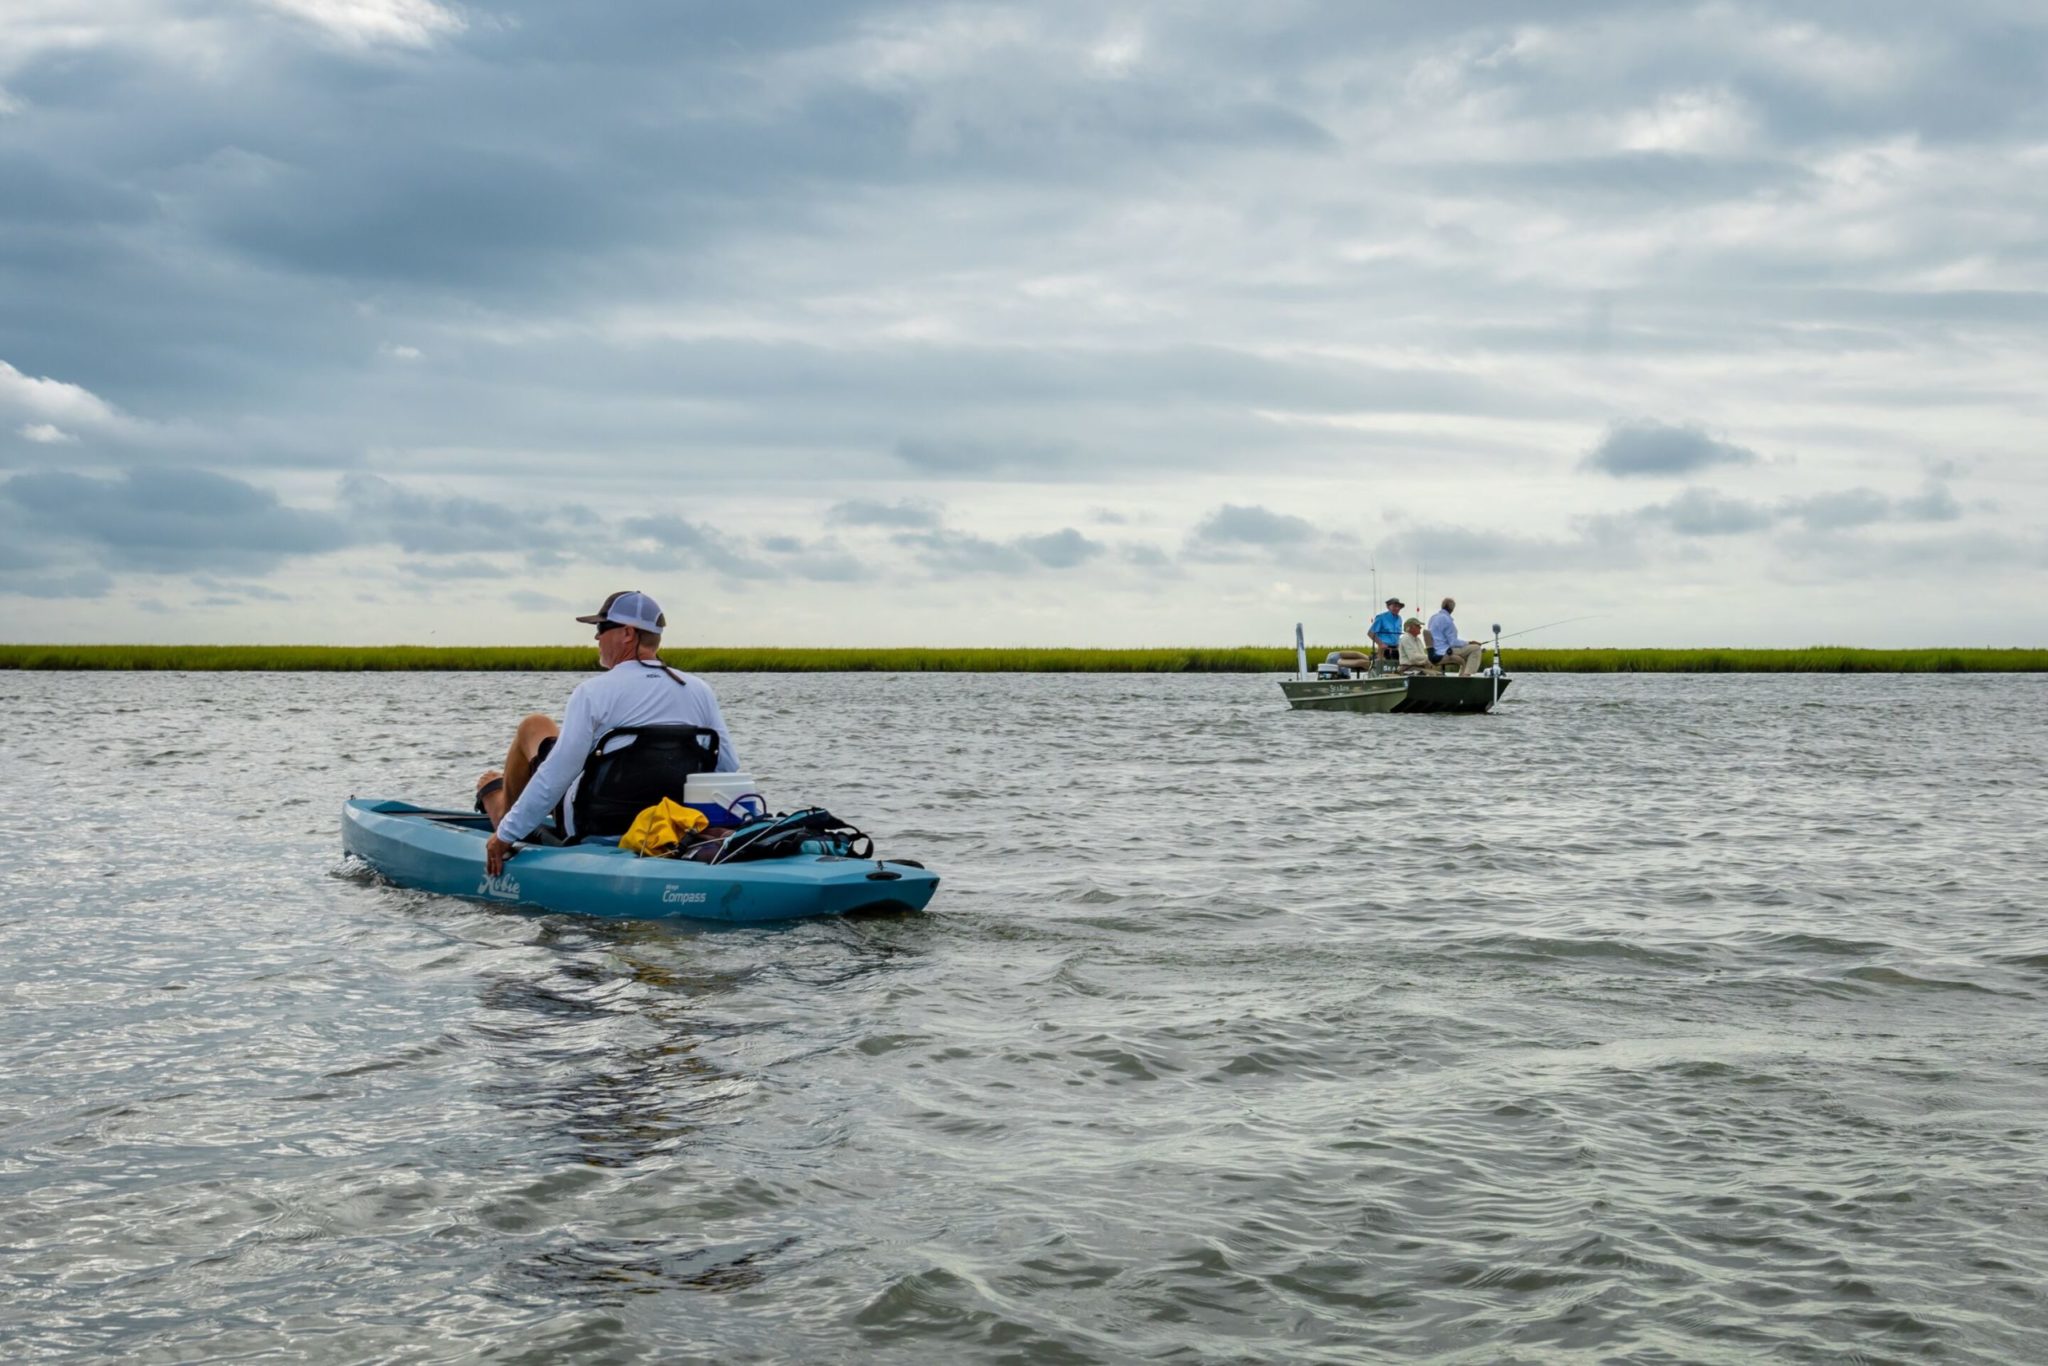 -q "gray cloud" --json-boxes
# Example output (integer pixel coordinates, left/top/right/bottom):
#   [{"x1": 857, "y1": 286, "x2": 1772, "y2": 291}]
[
  {"x1": 1378, "y1": 516, "x2": 1647, "y2": 574},
  {"x1": 0, "y1": 507, "x2": 117, "y2": 599},
  {"x1": 619, "y1": 515, "x2": 779, "y2": 581},
  {"x1": 1191, "y1": 504, "x2": 1316, "y2": 547},
  {"x1": 1017, "y1": 528, "x2": 1105, "y2": 568},
  {"x1": 826, "y1": 497, "x2": 944, "y2": 529},
  {"x1": 1786, "y1": 481, "x2": 1965, "y2": 531},
  {"x1": 619, "y1": 516, "x2": 875, "y2": 583},
  {"x1": 778, "y1": 550, "x2": 865, "y2": 583},
  {"x1": 891, "y1": 529, "x2": 1031, "y2": 576},
  {"x1": 188, "y1": 575, "x2": 291, "y2": 603},
  {"x1": 1645, "y1": 489, "x2": 1778, "y2": 537},
  {"x1": 1776, "y1": 528, "x2": 2048, "y2": 581},
  {"x1": 1630, "y1": 481, "x2": 1967, "y2": 540},
  {"x1": 2, "y1": 569, "x2": 117, "y2": 600},
  {"x1": 399, "y1": 558, "x2": 507, "y2": 580},
  {"x1": 1427, "y1": 152, "x2": 1810, "y2": 207},
  {"x1": 3, "y1": 467, "x2": 353, "y2": 573},
  {"x1": 896, "y1": 435, "x2": 1079, "y2": 476},
  {"x1": 891, "y1": 521, "x2": 1107, "y2": 576},
  {"x1": 1894, "y1": 481, "x2": 1964, "y2": 523},
  {"x1": 339, "y1": 474, "x2": 578, "y2": 556},
  {"x1": 1583, "y1": 421, "x2": 1761, "y2": 478},
  {"x1": 1789, "y1": 488, "x2": 1894, "y2": 531},
  {"x1": 758, "y1": 533, "x2": 867, "y2": 582}
]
